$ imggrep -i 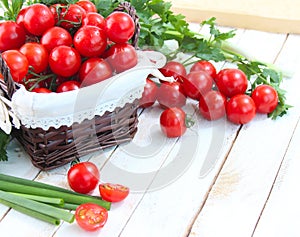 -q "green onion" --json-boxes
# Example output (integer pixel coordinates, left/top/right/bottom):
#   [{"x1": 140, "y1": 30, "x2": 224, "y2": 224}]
[
  {"x1": 8, "y1": 192, "x2": 64, "y2": 206},
  {"x1": 0, "y1": 190, "x2": 74, "y2": 223},
  {"x1": 0, "y1": 180, "x2": 111, "y2": 210},
  {"x1": 0, "y1": 198, "x2": 61, "y2": 225},
  {"x1": 0, "y1": 173, "x2": 80, "y2": 195}
]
